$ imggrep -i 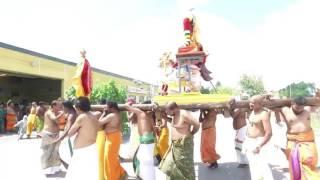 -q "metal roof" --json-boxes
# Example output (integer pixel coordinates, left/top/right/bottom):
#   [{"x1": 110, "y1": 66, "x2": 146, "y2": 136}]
[{"x1": 0, "y1": 42, "x2": 151, "y2": 85}]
